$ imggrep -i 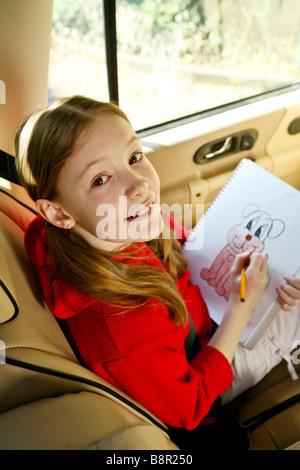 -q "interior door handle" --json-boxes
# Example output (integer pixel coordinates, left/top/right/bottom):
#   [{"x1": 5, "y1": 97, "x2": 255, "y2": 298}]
[
  {"x1": 204, "y1": 136, "x2": 232, "y2": 159},
  {"x1": 193, "y1": 129, "x2": 258, "y2": 164}
]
